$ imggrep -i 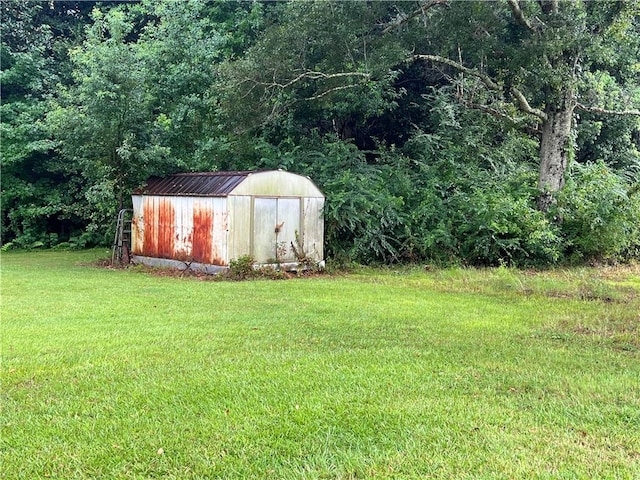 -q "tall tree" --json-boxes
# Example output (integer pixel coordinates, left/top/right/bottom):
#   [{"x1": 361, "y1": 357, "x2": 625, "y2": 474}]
[
  {"x1": 48, "y1": 5, "x2": 168, "y2": 222},
  {"x1": 135, "y1": 0, "x2": 252, "y2": 170},
  {"x1": 225, "y1": 0, "x2": 640, "y2": 209},
  {"x1": 407, "y1": 0, "x2": 640, "y2": 210},
  {"x1": 0, "y1": 0, "x2": 98, "y2": 245}
]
